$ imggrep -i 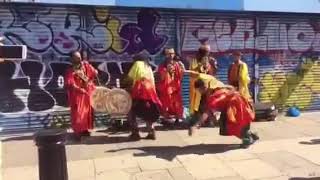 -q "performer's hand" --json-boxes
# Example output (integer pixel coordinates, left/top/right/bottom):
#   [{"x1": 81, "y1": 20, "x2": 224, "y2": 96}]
[{"x1": 80, "y1": 88, "x2": 87, "y2": 94}]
